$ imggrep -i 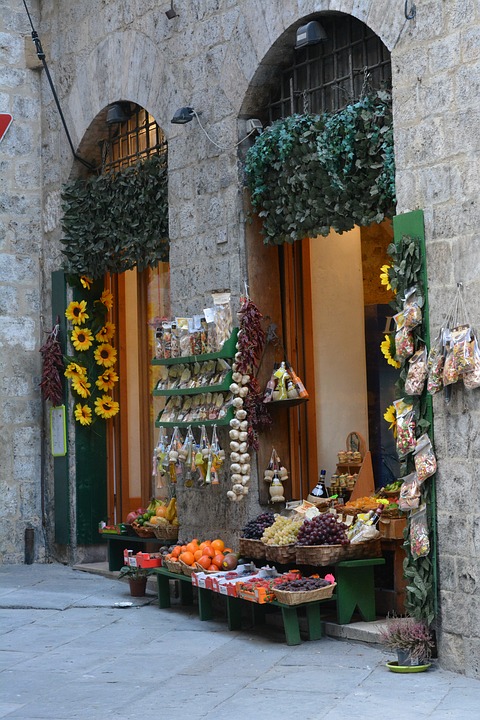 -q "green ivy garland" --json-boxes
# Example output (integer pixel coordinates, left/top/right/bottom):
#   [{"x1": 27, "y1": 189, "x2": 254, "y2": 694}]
[
  {"x1": 244, "y1": 91, "x2": 395, "y2": 245},
  {"x1": 60, "y1": 155, "x2": 169, "y2": 279},
  {"x1": 385, "y1": 235, "x2": 435, "y2": 626}
]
